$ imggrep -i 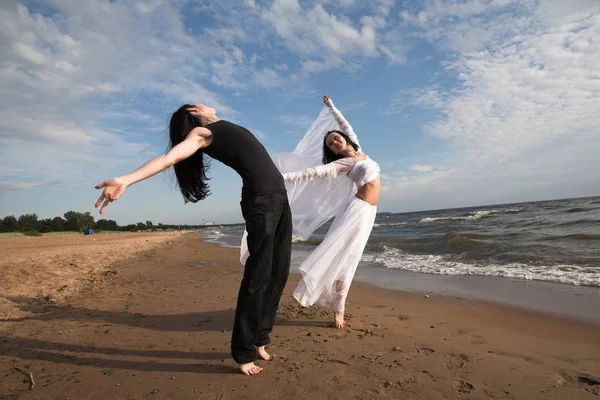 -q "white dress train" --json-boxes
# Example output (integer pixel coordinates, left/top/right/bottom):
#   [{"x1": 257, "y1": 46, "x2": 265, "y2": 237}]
[{"x1": 293, "y1": 196, "x2": 377, "y2": 311}]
